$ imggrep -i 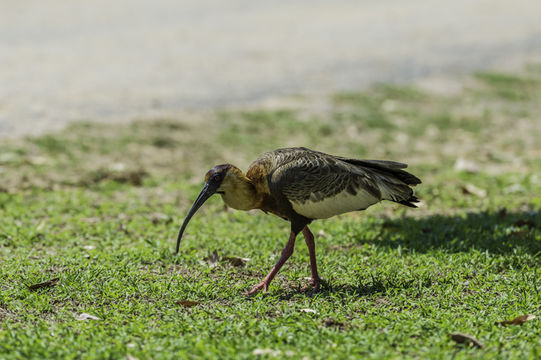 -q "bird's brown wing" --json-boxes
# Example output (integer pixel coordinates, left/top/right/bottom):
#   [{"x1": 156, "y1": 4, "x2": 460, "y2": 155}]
[
  {"x1": 333, "y1": 157, "x2": 422, "y2": 186},
  {"x1": 268, "y1": 149, "x2": 380, "y2": 203},
  {"x1": 257, "y1": 147, "x2": 419, "y2": 219}
]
